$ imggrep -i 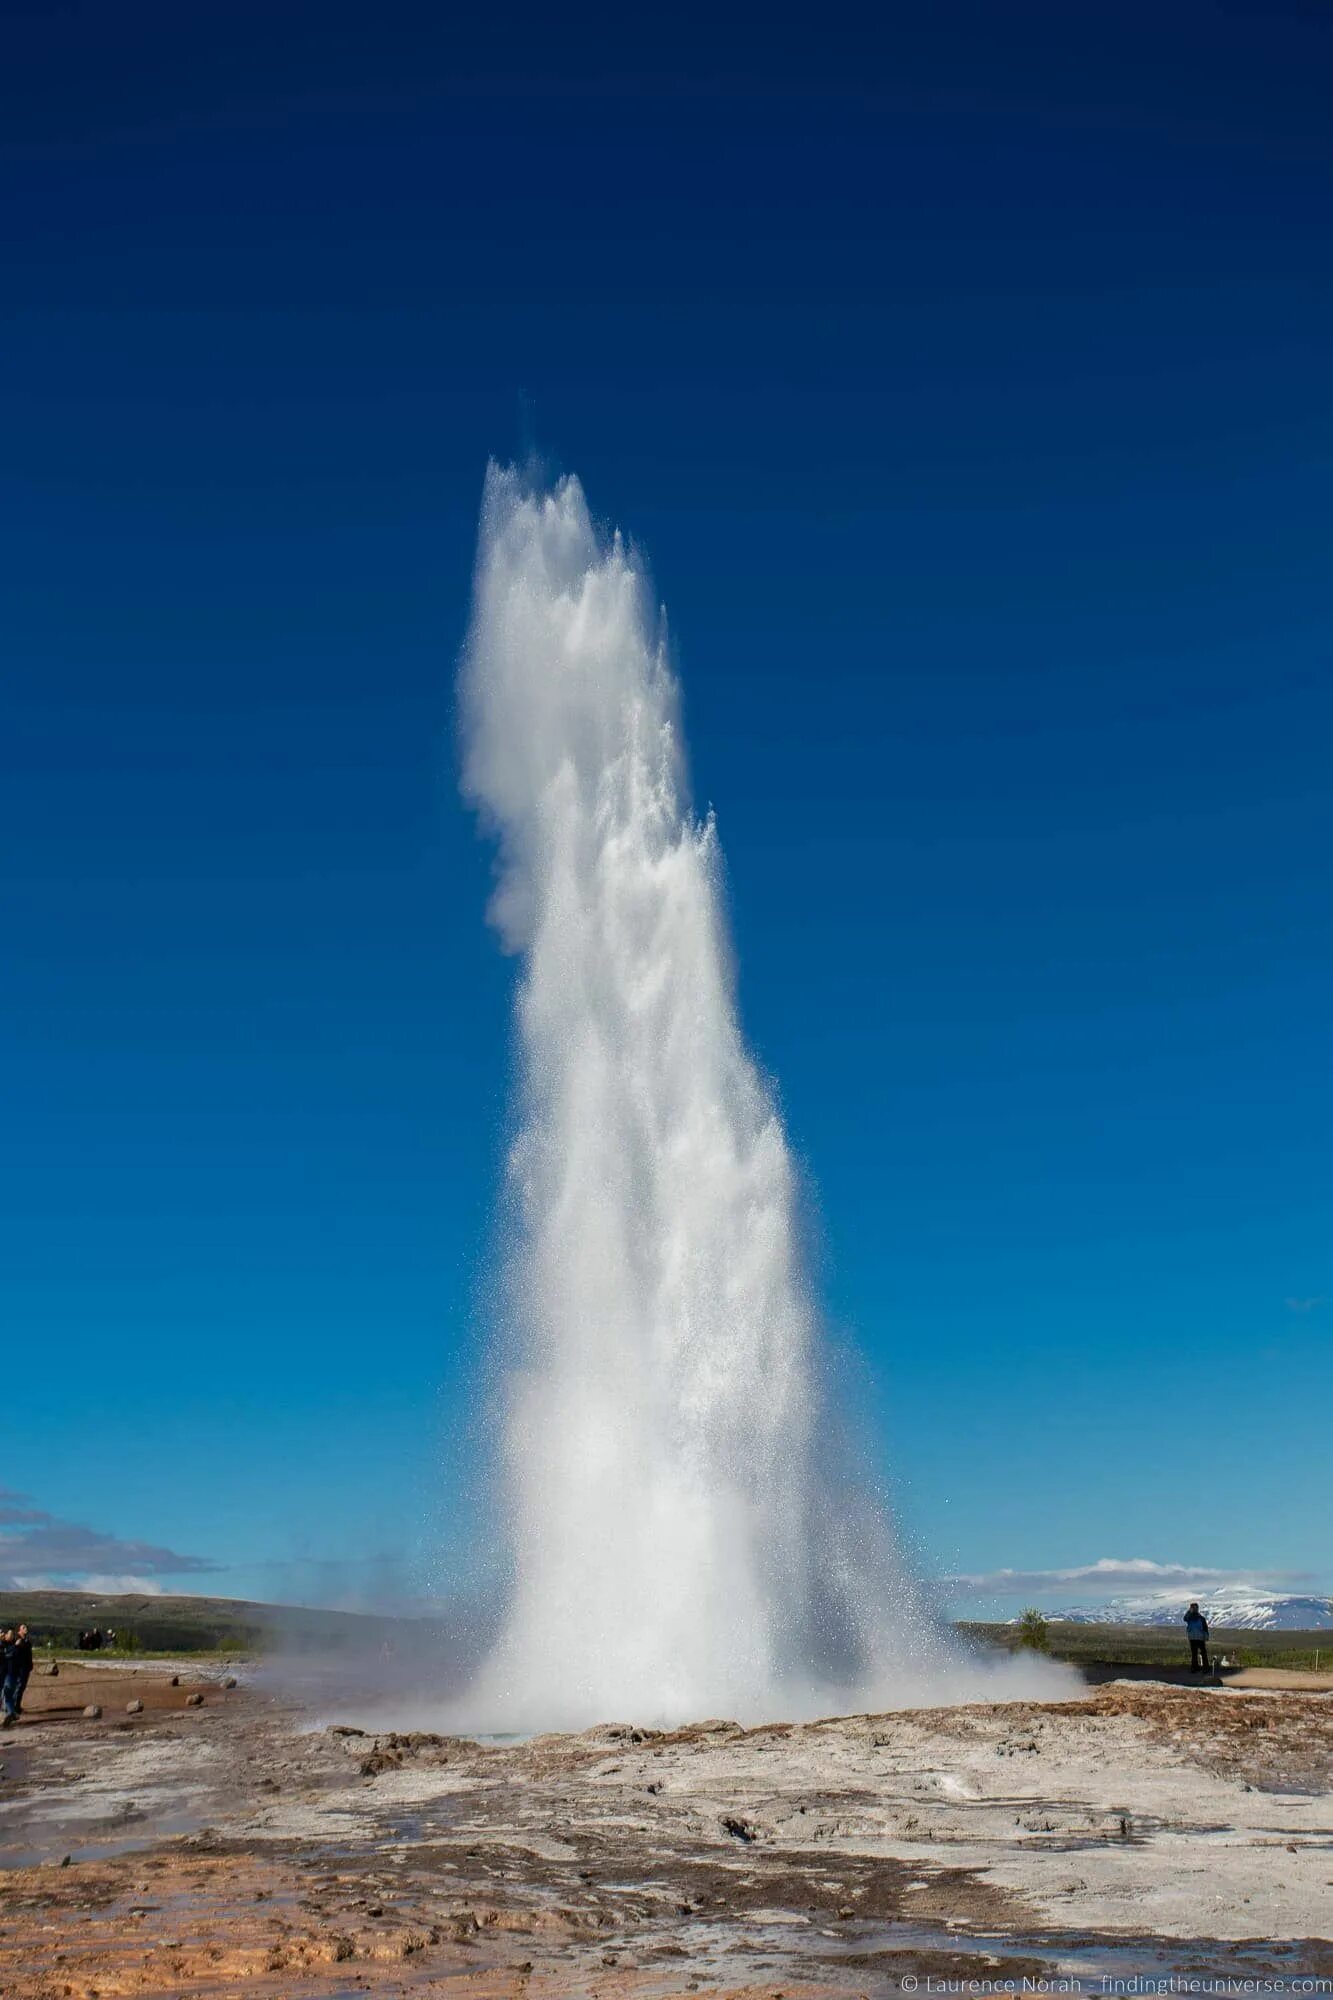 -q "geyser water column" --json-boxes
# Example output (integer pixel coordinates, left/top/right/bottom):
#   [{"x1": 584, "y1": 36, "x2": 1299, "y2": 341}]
[{"x1": 459, "y1": 466, "x2": 1059, "y2": 1730}]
